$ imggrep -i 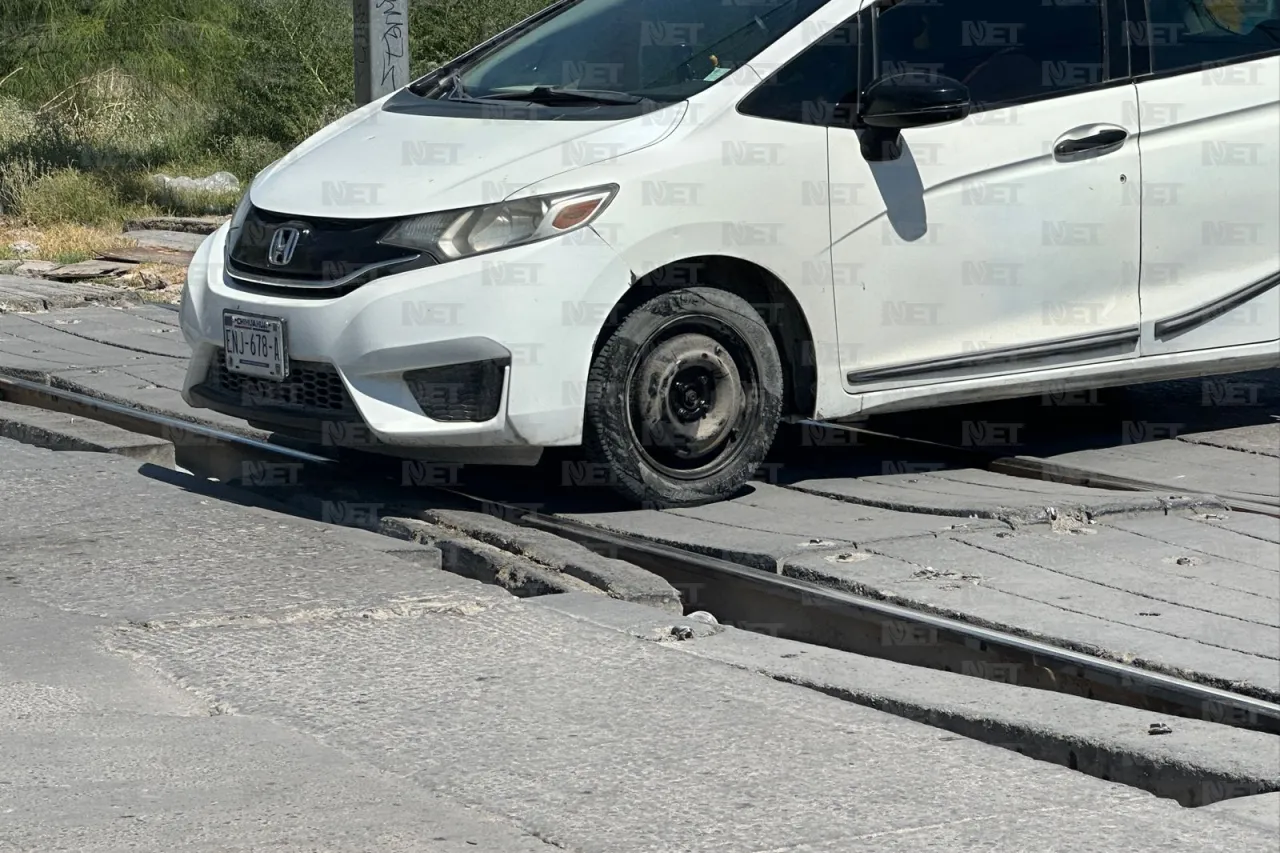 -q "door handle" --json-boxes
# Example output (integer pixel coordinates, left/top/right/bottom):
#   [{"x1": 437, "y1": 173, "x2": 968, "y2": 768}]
[{"x1": 1053, "y1": 125, "x2": 1128, "y2": 161}]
